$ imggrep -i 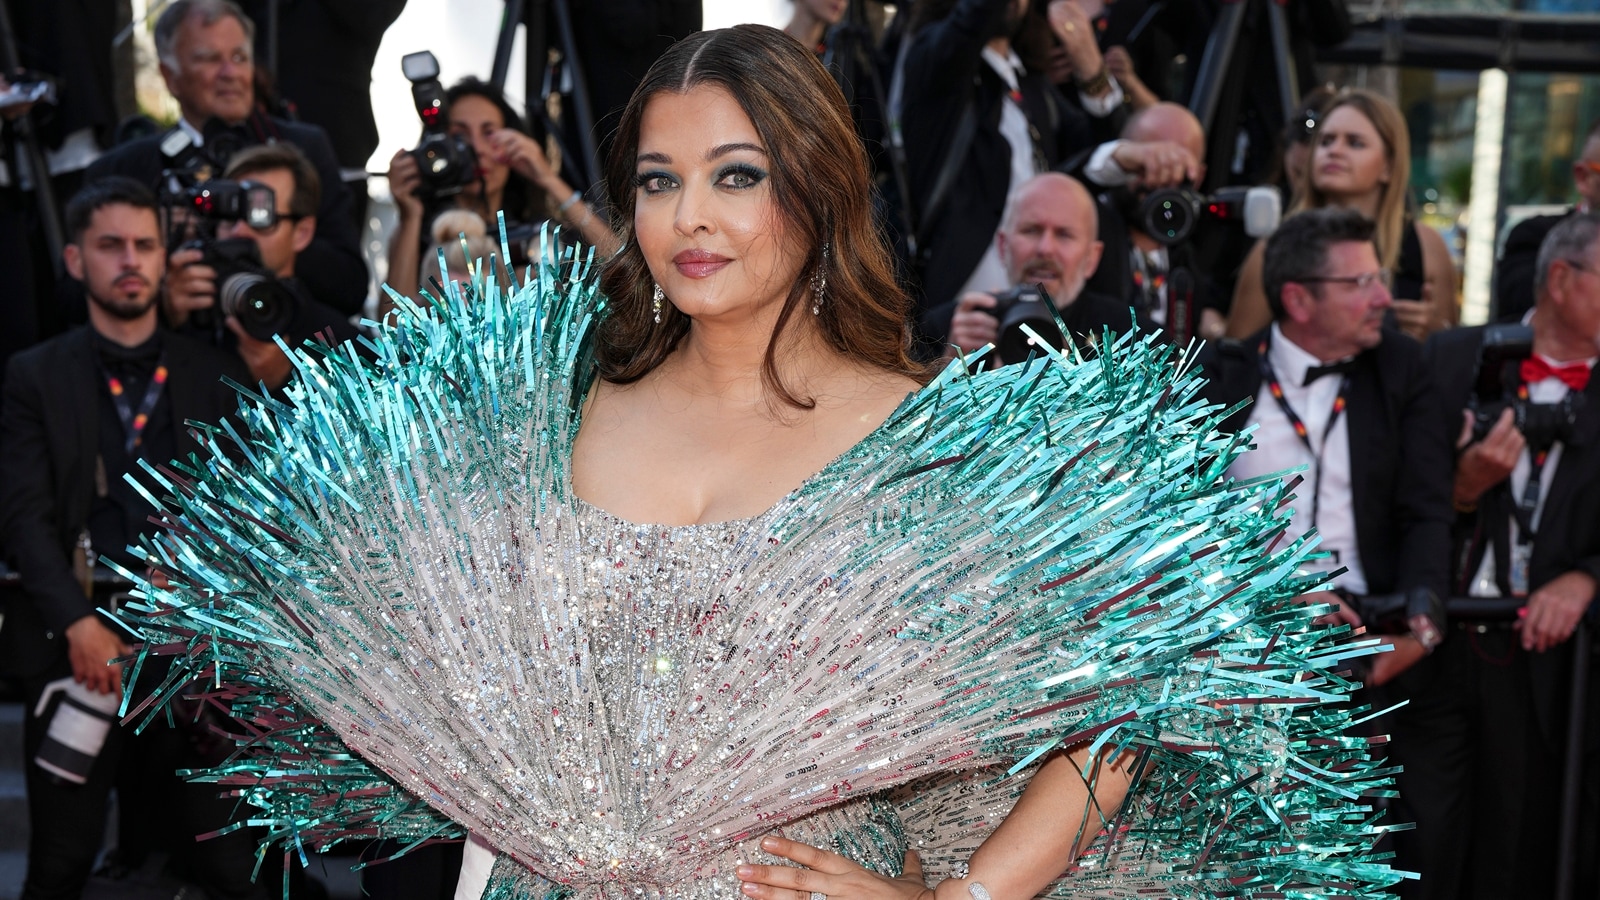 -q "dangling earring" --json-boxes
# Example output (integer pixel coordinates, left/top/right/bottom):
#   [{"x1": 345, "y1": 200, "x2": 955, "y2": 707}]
[
  {"x1": 652, "y1": 283, "x2": 664, "y2": 324},
  {"x1": 811, "y1": 242, "x2": 830, "y2": 316}
]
